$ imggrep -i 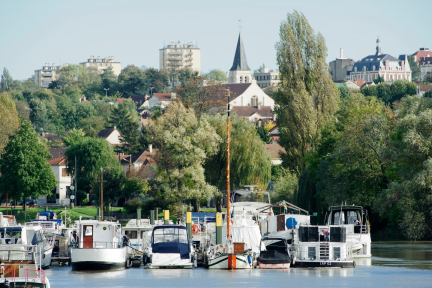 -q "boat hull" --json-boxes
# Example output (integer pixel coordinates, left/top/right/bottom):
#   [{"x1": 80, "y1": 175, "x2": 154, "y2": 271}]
[
  {"x1": 259, "y1": 262, "x2": 290, "y2": 269},
  {"x1": 294, "y1": 260, "x2": 355, "y2": 268},
  {"x1": 207, "y1": 254, "x2": 252, "y2": 269},
  {"x1": 148, "y1": 253, "x2": 193, "y2": 269},
  {"x1": 71, "y1": 247, "x2": 127, "y2": 271}
]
